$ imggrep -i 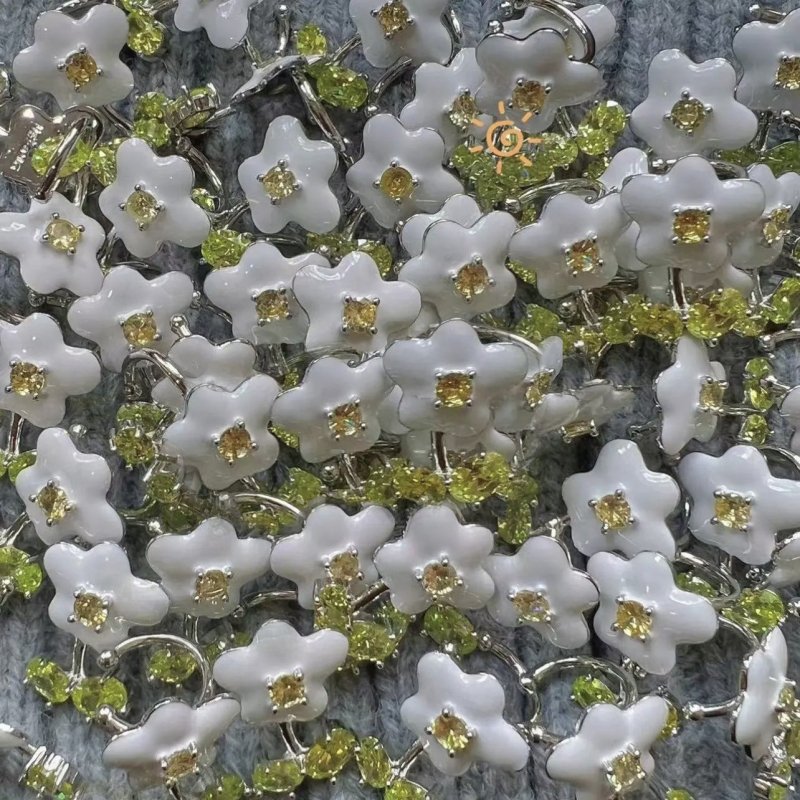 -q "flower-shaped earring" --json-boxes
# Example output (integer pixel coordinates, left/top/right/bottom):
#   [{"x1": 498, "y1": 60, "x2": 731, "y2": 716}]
[
  {"x1": 346, "y1": 114, "x2": 463, "y2": 229},
  {"x1": 174, "y1": 0, "x2": 259, "y2": 49},
  {"x1": 15, "y1": 427, "x2": 123, "y2": 546},
  {"x1": 373, "y1": 504, "x2": 495, "y2": 615},
  {"x1": 382, "y1": 318, "x2": 527, "y2": 437},
  {"x1": 161, "y1": 375, "x2": 280, "y2": 491},
  {"x1": 271, "y1": 355, "x2": 392, "y2": 463},
  {"x1": 293, "y1": 251, "x2": 421, "y2": 353},
  {"x1": 204, "y1": 242, "x2": 329, "y2": 347},
  {"x1": 43, "y1": 542, "x2": 169, "y2": 652},
  {"x1": 212, "y1": 619, "x2": 348, "y2": 724},
  {"x1": 400, "y1": 652, "x2": 529, "y2": 776},
  {"x1": 0, "y1": 313, "x2": 100, "y2": 428},
  {"x1": 678, "y1": 445, "x2": 800, "y2": 565},
  {"x1": 13, "y1": 5, "x2": 133, "y2": 110},
  {"x1": 0, "y1": 192, "x2": 106, "y2": 297},
  {"x1": 98, "y1": 138, "x2": 211, "y2": 259},
  {"x1": 349, "y1": 0, "x2": 453, "y2": 68},
  {"x1": 486, "y1": 536, "x2": 598, "y2": 649},
  {"x1": 399, "y1": 193, "x2": 482, "y2": 258},
  {"x1": 630, "y1": 49, "x2": 758, "y2": 159},
  {"x1": 237, "y1": 115, "x2": 340, "y2": 235},
  {"x1": 67, "y1": 265, "x2": 195, "y2": 372},
  {"x1": 398, "y1": 211, "x2": 518, "y2": 320},
  {"x1": 146, "y1": 517, "x2": 272, "y2": 619},
  {"x1": 562, "y1": 439, "x2": 680, "y2": 560},
  {"x1": 587, "y1": 551, "x2": 718, "y2": 674},
  {"x1": 768, "y1": 531, "x2": 800, "y2": 588}
]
